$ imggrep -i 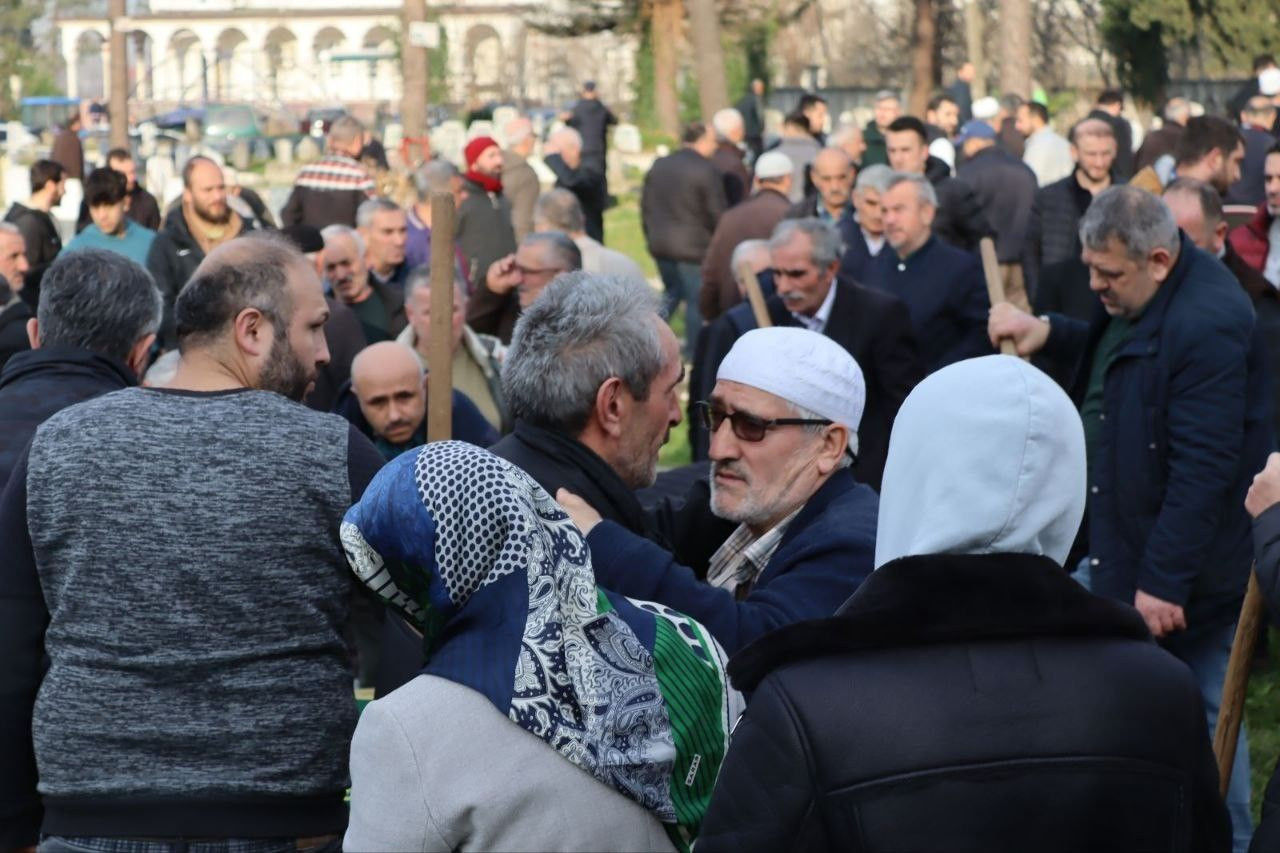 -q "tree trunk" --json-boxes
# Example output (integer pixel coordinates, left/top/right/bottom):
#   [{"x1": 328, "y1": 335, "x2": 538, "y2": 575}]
[
  {"x1": 908, "y1": 0, "x2": 937, "y2": 118},
  {"x1": 401, "y1": 0, "x2": 429, "y2": 165},
  {"x1": 965, "y1": 0, "x2": 987, "y2": 98},
  {"x1": 998, "y1": 0, "x2": 1032, "y2": 98},
  {"x1": 108, "y1": 0, "x2": 128, "y2": 150},
  {"x1": 685, "y1": 0, "x2": 729, "y2": 118},
  {"x1": 651, "y1": 0, "x2": 682, "y2": 138}
]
